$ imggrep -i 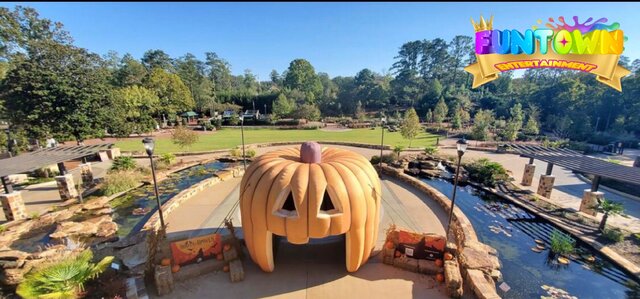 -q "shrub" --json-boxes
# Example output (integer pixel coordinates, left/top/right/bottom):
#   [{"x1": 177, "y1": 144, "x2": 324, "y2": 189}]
[
  {"x1": 0, "y1": 225, "x2": 5, "y2": 233},
  {"x1": 212, "y1": 118, "x2": 222, "y2": 129},
  {"x1": 230, "y1": 148, "x2": 255, "y2": 158},
  {"x1": 424, "y1": 146, "x2": 438, "y2": 155},
  {"x1": 230, "y1": 148, "x2": 241, "y2": 157},
  {"x1": 370, "y1": 154, "x2": 396, "y2": 165},
  {"x1": 550, "y1": 230, "x2": 575, "y2": 255},
  {"x1": 393, "y1": 145, "x2": 405, "y2": 160},
  {"x1": 28, "y1": 212, "x2": 40, "y2": 219},
  {"x1": 202, "y1": 122, "x2": 215, "y2": 131},
  {"x1": 172, "y1": 126, "x2": 199, "y2": 149},
  {"x1": 33, "y1": 168, "x2": 59, "y2": 178},
  {"x1": 464, "y1": 158, "x2": 509, "y2": 187},
  {"x1": 602, "y1": 228, "x2": 625, "y2": 243},
  {"x1": 103, "y1": 170, "x2": 143, "y2": 196},
  {"x1": 159, "y1": 153, "x2": 176, "y2": 166},
  {"x1": 110, "y1": 156, "x2": 137, "y2": 172},
  {"x1": 17, "y1": 249, "x2": 113, "y2": 299}
]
